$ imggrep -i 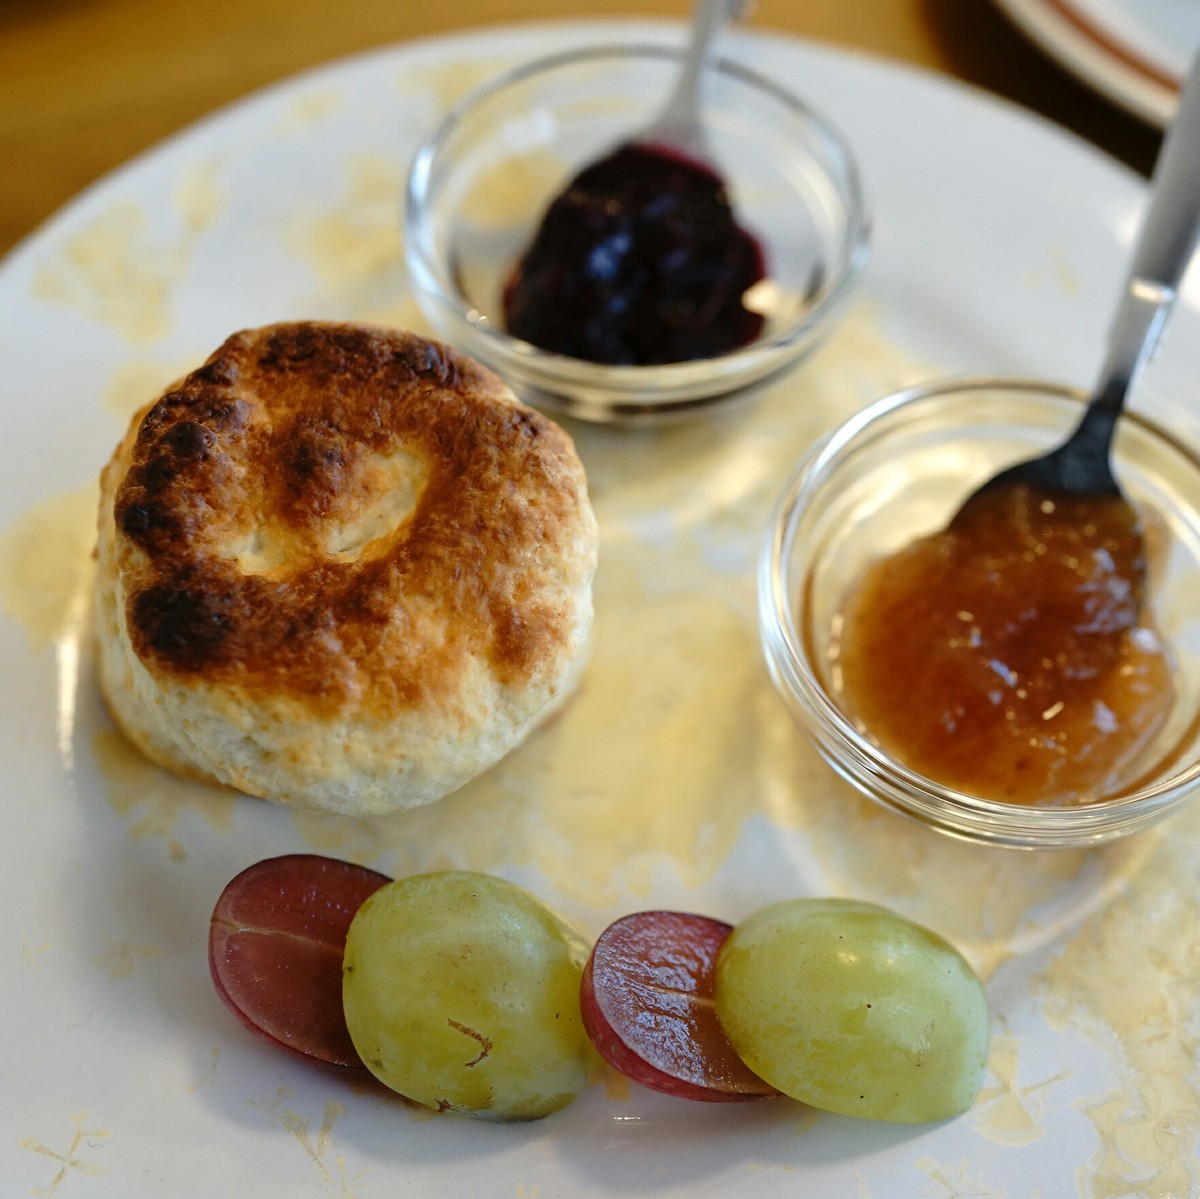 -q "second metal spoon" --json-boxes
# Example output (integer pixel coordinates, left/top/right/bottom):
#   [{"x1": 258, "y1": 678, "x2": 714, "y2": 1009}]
[{"x1": 953, "y1": 52, "x2": 1200, "y2": 548}]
